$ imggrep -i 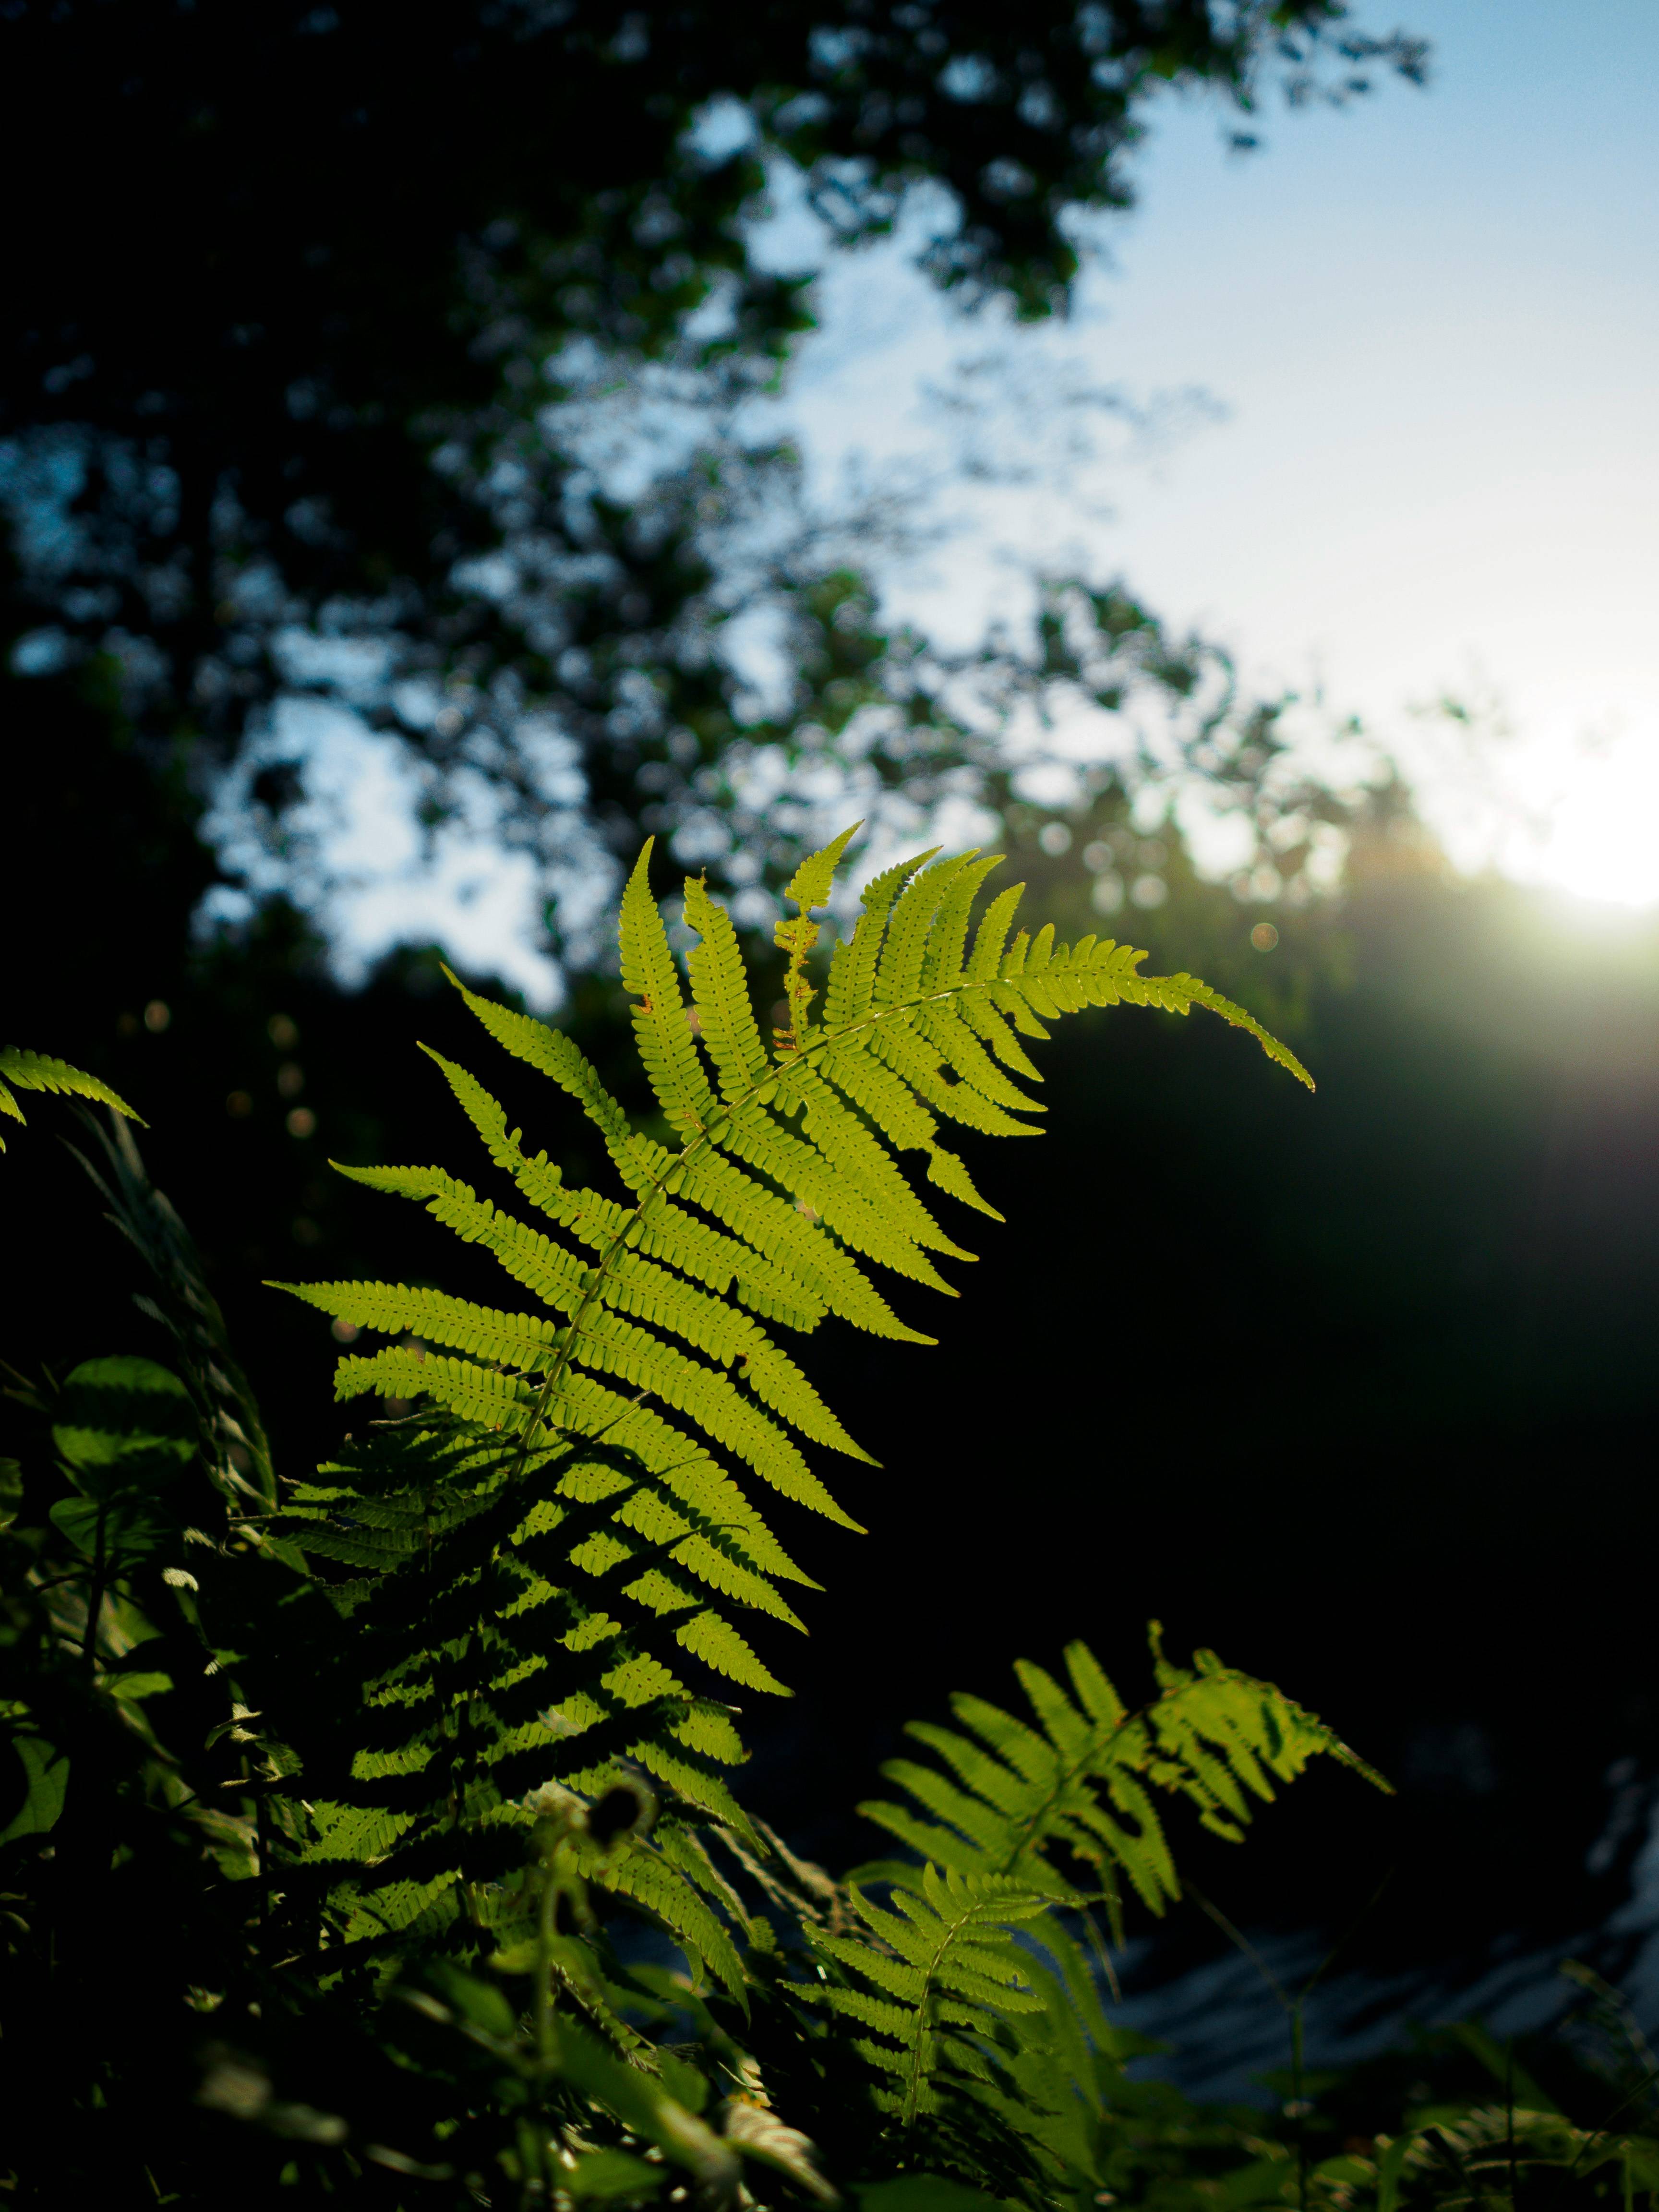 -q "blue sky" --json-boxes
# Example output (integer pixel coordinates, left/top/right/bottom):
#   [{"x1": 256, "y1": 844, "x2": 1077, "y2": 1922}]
[
  {"x1": 253, "y1": 1, "x2": 1659, "y2": 995},
  {"x1": 760, "y1": 0, "x2": 1659, "y2": 904}
]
